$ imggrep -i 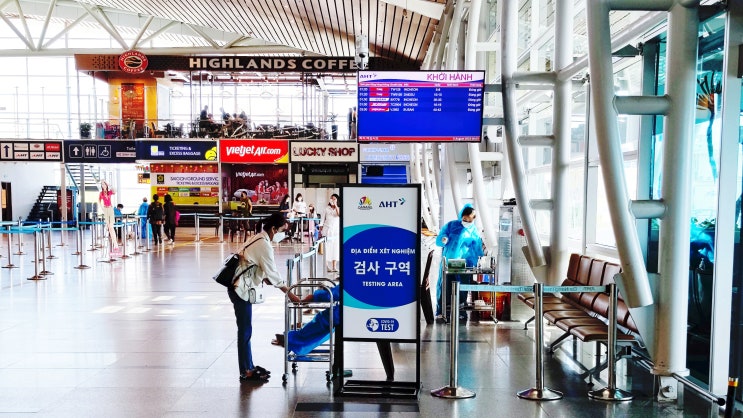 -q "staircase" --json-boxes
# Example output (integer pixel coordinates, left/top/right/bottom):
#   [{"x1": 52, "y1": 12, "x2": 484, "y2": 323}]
[
  {"x1": 65, "y1": 163, "x2": 101, "y2": 193},
  {"x1": 26, "y1": 186, "x2": 61, "y2": 223}
]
